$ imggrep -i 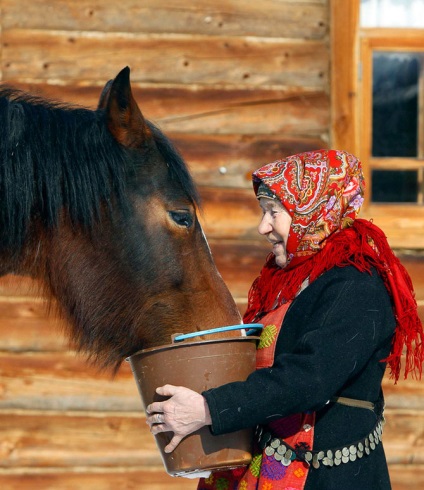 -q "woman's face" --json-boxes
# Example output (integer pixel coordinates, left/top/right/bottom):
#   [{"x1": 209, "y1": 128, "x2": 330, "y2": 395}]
[{"x1": 258, "y1": 197, "x2": 292, "y2": 268}]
